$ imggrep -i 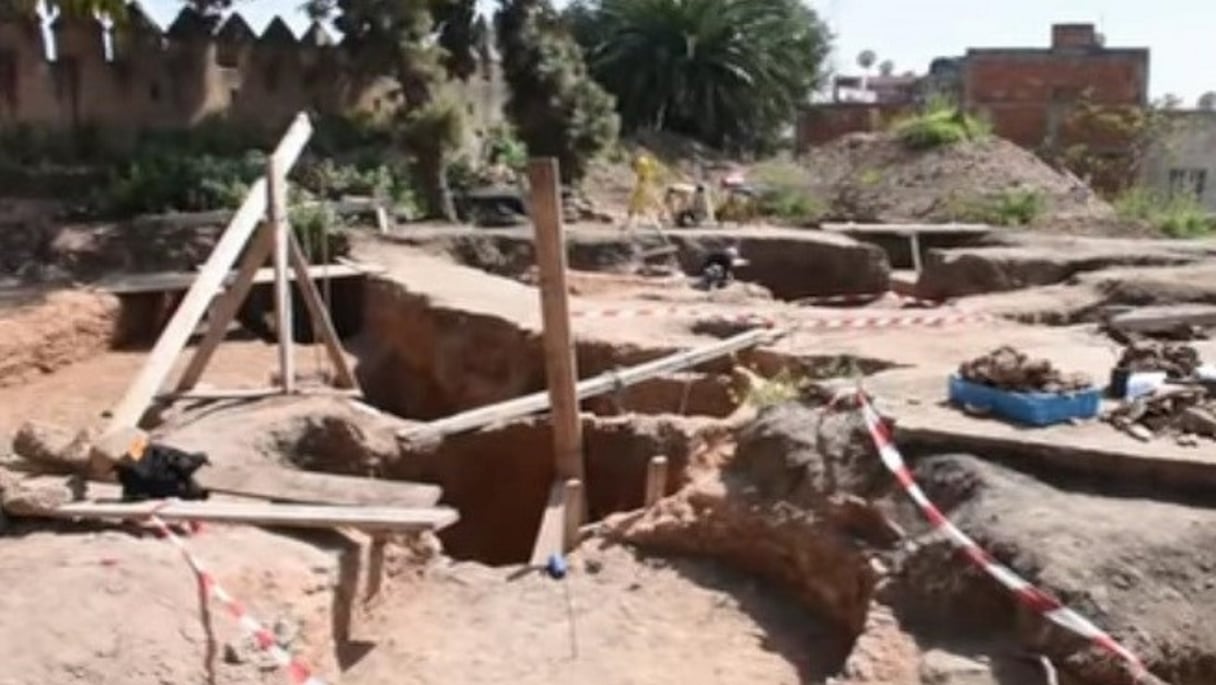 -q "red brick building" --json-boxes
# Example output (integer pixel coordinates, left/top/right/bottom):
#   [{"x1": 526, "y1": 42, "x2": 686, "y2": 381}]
[{"x1": 798, "y1": 24, "x2": 1150, "y2": 187}]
